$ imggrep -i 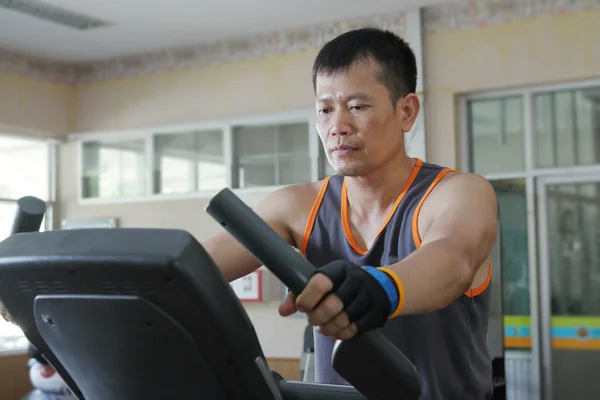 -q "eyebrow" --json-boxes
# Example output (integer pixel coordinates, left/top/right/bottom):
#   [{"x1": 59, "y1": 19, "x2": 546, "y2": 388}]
[{"x1": 316, "y1": 93, "x2": 374, "y2": 103}]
